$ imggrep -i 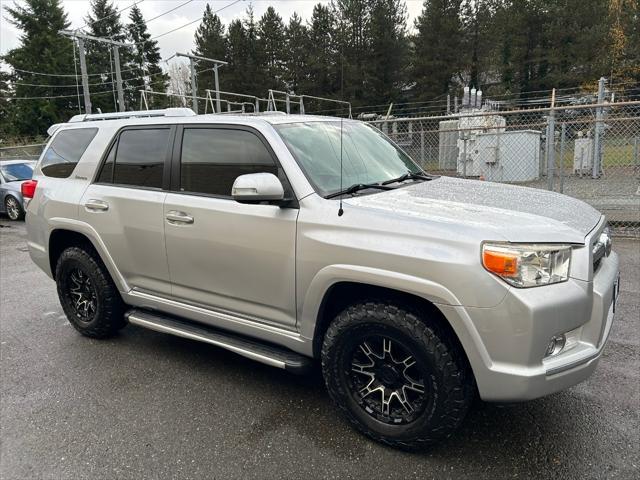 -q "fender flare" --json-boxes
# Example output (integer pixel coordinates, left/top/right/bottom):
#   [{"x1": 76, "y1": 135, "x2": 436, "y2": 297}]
[
  {"x1": 298, "y1": 264, "x2": 492, "y2": 372},
  {"x1": 298, "y1": 264, "x2": 462, "y2": 339},
  {"x1": 47, "y1": 217, "x2": 130, "y2": 293}
]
